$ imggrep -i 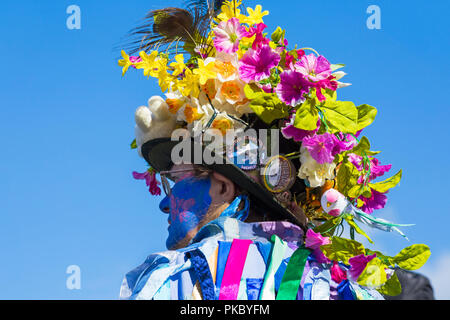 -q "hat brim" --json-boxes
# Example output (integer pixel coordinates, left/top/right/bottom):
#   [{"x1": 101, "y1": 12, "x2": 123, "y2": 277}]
[{"x1": 141, "y1": 137, "x2": 306, "y2": 228}]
